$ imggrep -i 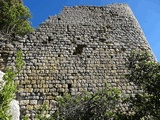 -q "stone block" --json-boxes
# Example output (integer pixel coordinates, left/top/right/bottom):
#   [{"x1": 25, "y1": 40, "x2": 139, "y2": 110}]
[
  {"x1": 20, "y1": 100, "x2": 29, "y2": 105},
  {"x1": 30, "y1": 100, "x2": 37, "y2": 105}
]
